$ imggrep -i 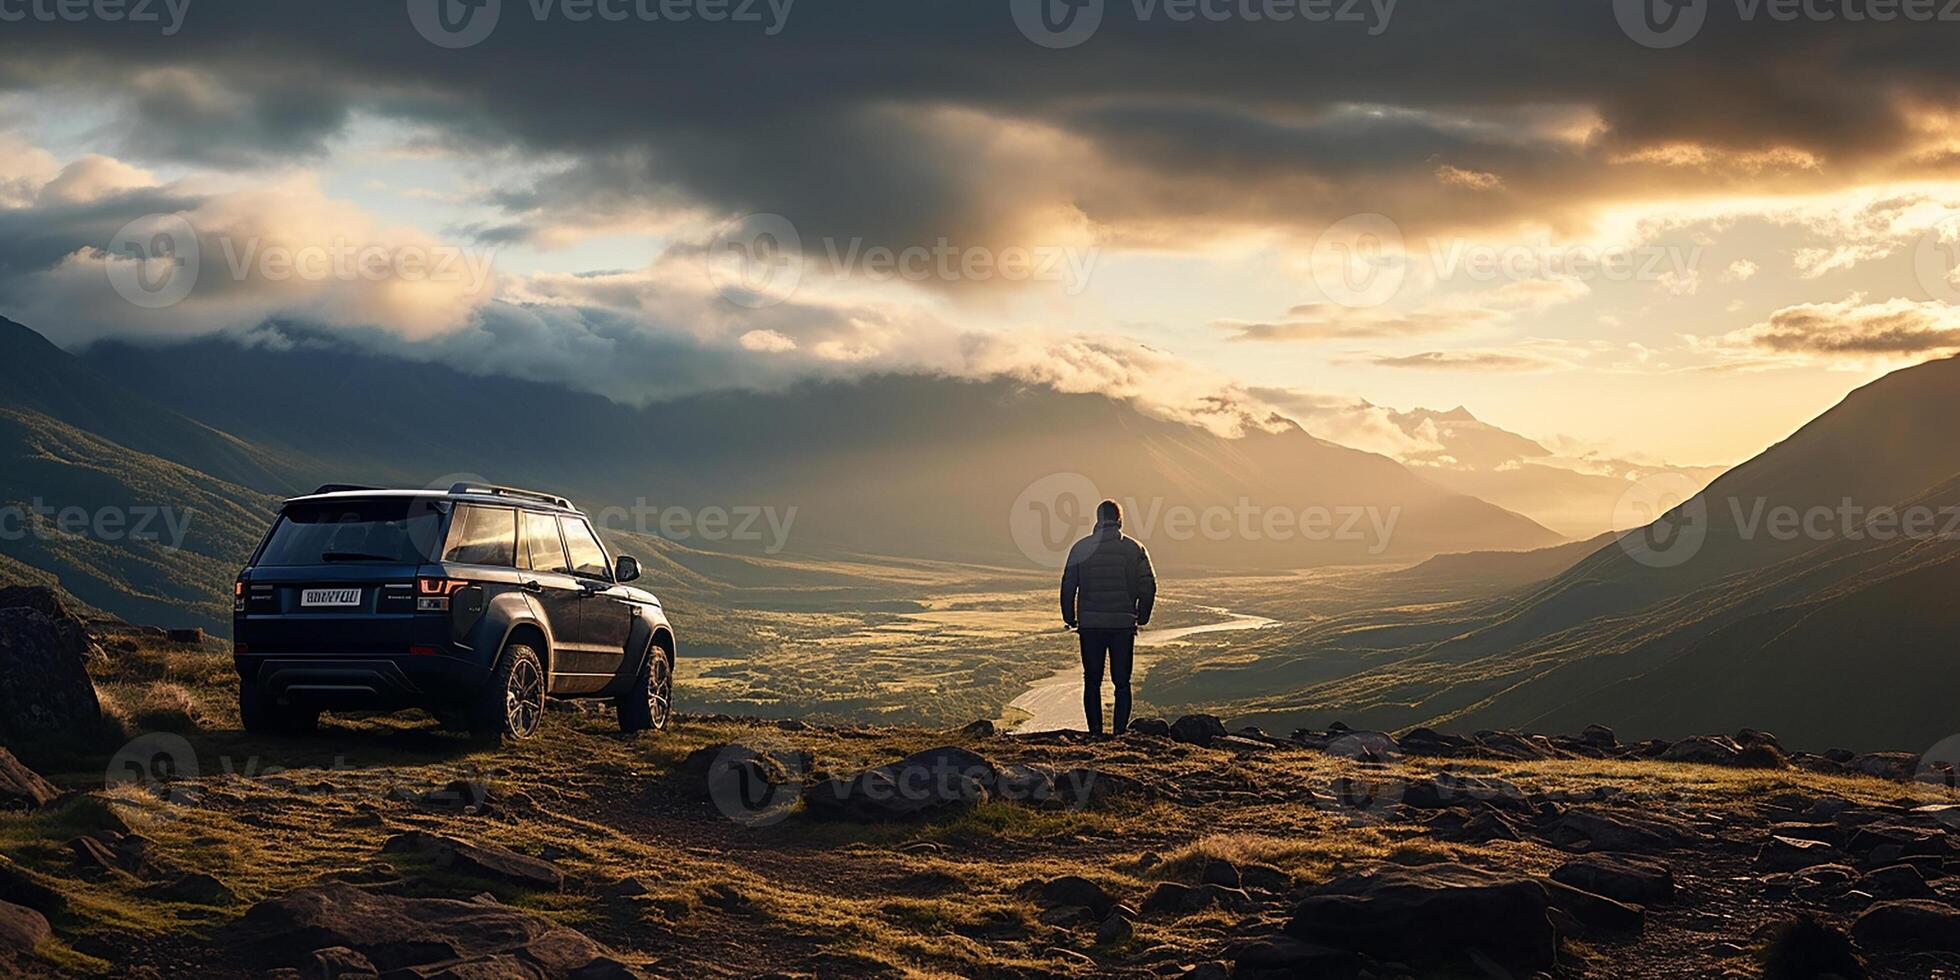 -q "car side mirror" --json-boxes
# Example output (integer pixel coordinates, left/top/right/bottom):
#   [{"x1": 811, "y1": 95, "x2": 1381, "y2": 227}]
[{"x1": 614, "y1": 555, "x2": 641, "y2": 583}]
